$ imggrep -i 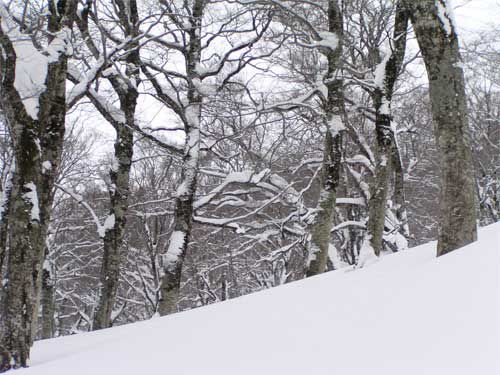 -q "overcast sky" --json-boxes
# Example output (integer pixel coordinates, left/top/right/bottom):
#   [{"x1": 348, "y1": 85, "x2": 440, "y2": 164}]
[
  {"x1": 84, "y1": 0, "x2": 500, "y2": 155},
  {"x1": 454, "y1": 0, "x2": 500, "y2": 36}
]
